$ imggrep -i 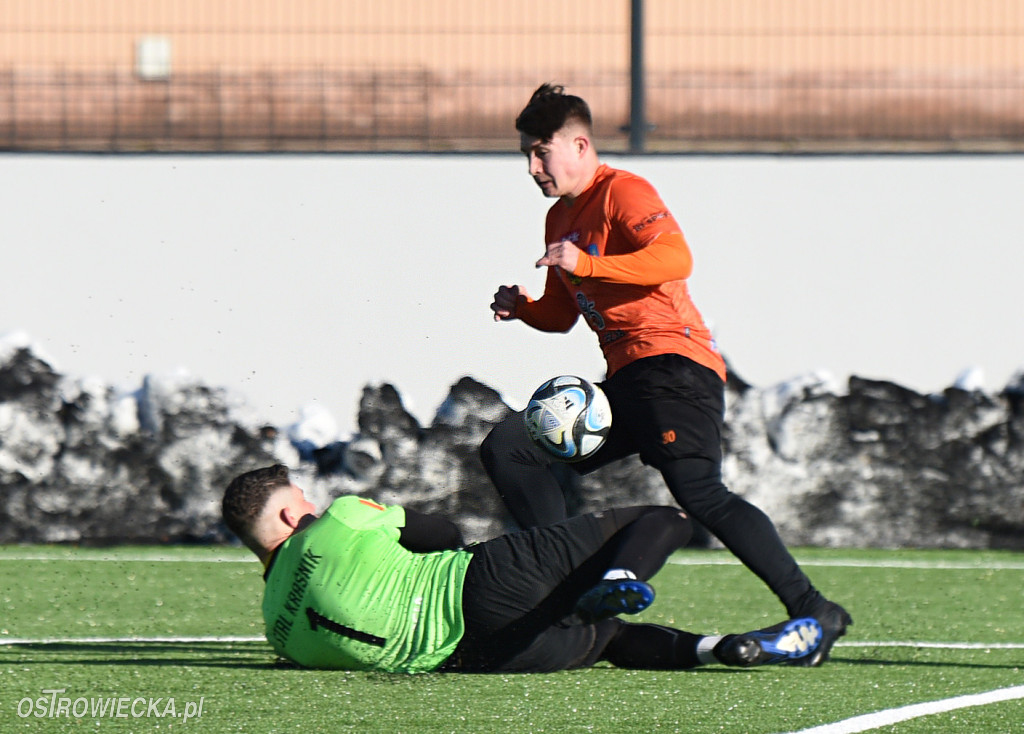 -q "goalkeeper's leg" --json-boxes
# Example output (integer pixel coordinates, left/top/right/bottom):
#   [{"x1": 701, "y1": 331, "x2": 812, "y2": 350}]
[{"x1": 599, "y1": 617, "x2": 823, "y2": 670}]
